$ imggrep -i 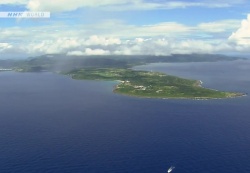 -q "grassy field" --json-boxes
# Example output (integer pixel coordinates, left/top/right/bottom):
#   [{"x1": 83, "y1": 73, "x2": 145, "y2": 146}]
[{"x1": 66, "y1": 68, "x2": 243, "y2": 99}]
